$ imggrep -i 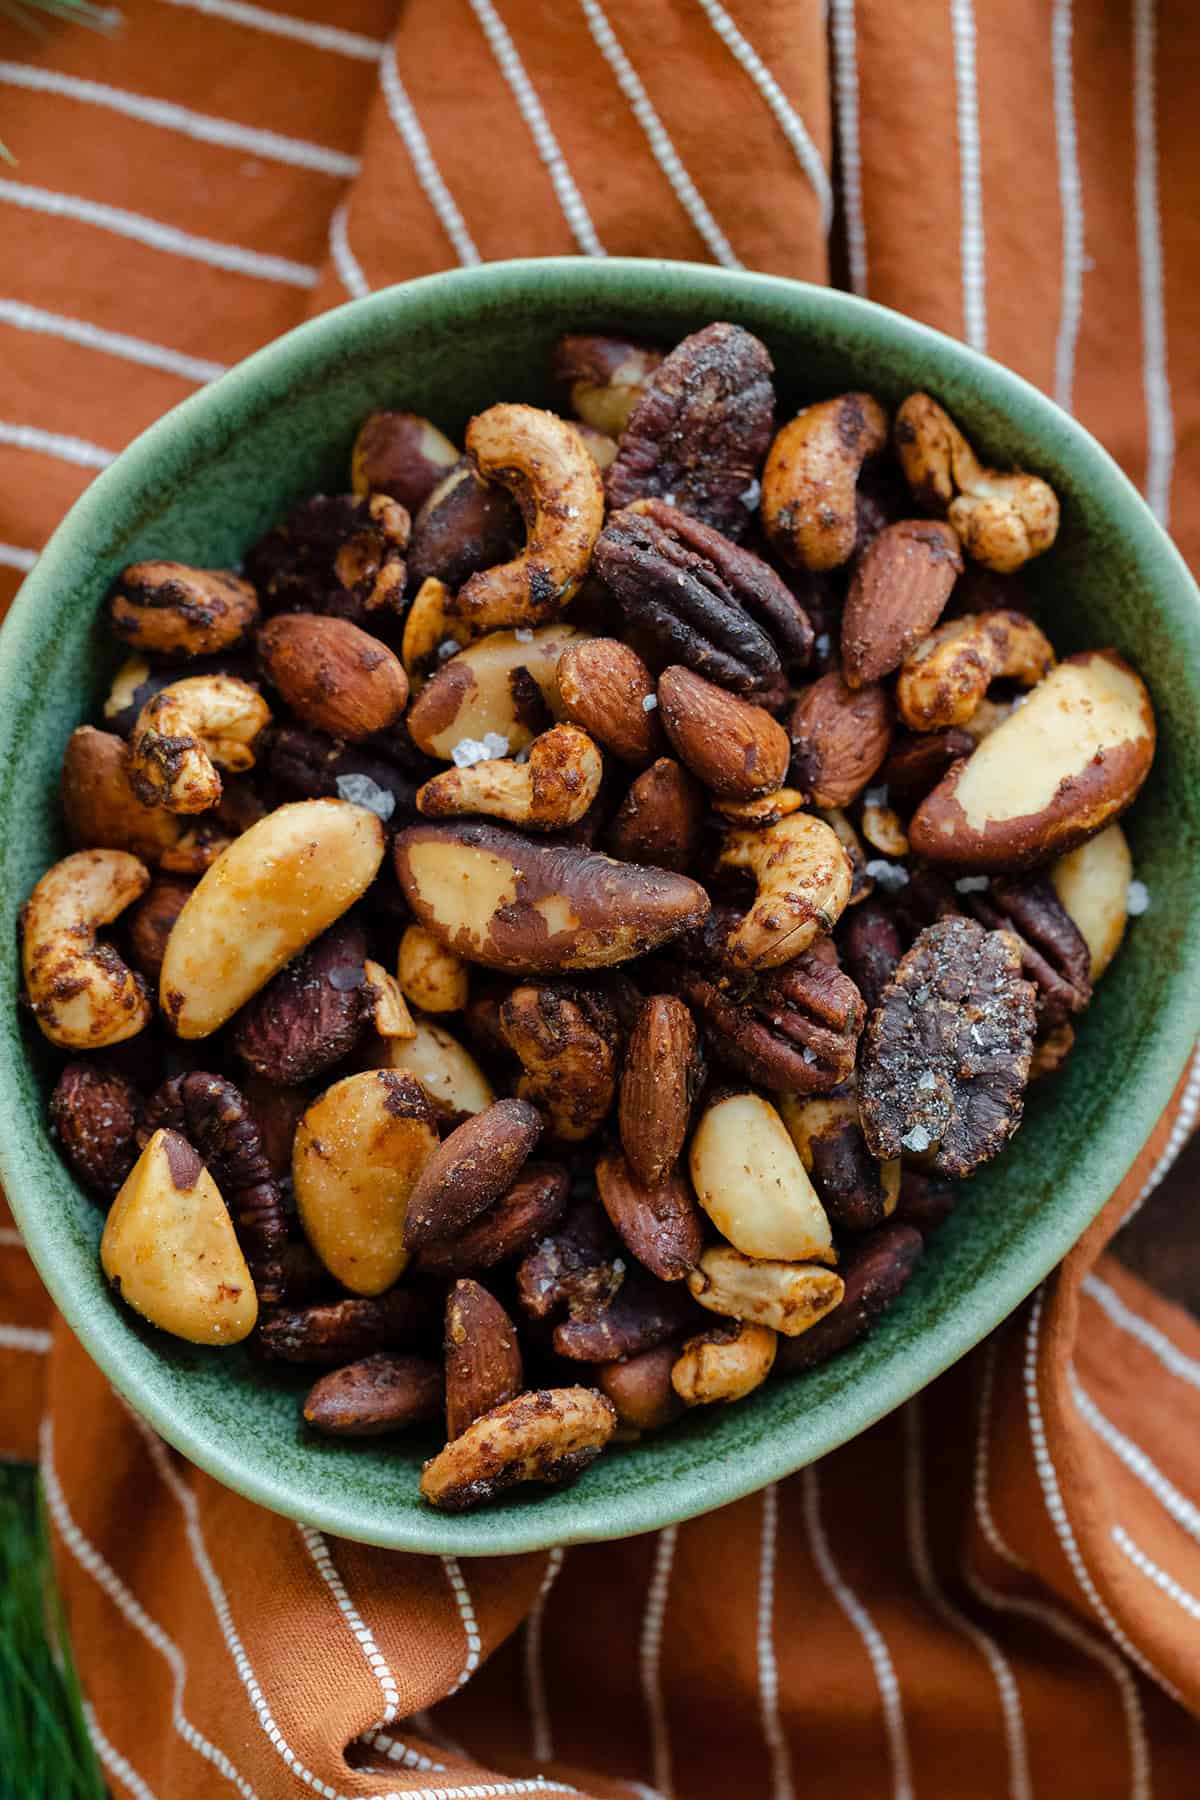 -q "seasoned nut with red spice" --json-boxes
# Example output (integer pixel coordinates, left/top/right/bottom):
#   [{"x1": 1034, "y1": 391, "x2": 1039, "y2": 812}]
[
  {"x1": 556, "y1": 637, "x2": 664, "y2": 765},
  {"x1": 776, "y1": 1222, "x2": 923, "y2": 1373},
  {"x1": 23, "y1": 849, "x2": 152, "y2": 1050},
  {"x1": 408, "y1": 459, "x2": 523, "y2": 591},
  {"x1": 618, "y1": 994, "x2": 700, "y2": 1186},
  {"x1": 761, "y1": 393, "x2": 890, "y2": 571},
  {"x1": 715, "y1": 812, "x2": 854, "y2": 969},
  {"x1": 444, "y1": 1280, "x2": 524, "y2": 1440},
  {"x1": 109, "y1": 562, "x2": 259, "y2": 661},
  {"x1": 595, "y1": 1146, "x2": 704, "y2": 1282},
  {"x1": 420, "y1": 1387, "x2": 617, "y2": 1512},
  {"x1": 233, "y1": 915, "x2": 370, "y2": 1085},
  {"x1": 841, "y1": 520, "x2": 963, "y2": 687},
  {"x1": 256, "y1": 1287, "x2": 438, "y2": 1365},
  {"x1": 657, "y1": 666, "x2": 791, "y2": 801},
  {"x1": 417, "y1": 1161, "x2": 570, "y2": 1277},
  {"x1": 257, "y1": 613, "x2": 408, "y2": 742},
  {"x1": 50, "y1": 1060, "x2": 141, "y2": 1199},
  {"x1": 416, "y1": 724, "x2": 603, "y2": 832},
  {"x1": 245, "y1": 492, "x2": 410, "y2": 623}
]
